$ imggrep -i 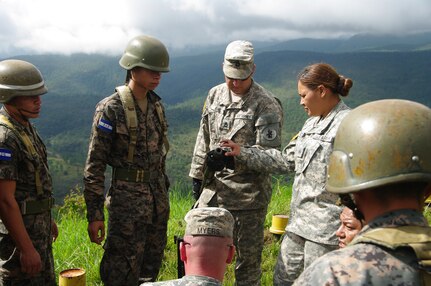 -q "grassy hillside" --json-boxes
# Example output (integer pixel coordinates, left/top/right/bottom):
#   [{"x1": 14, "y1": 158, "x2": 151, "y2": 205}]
[{"x1": 3, "y1": 46, "x2": 430, "y2": 203}]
